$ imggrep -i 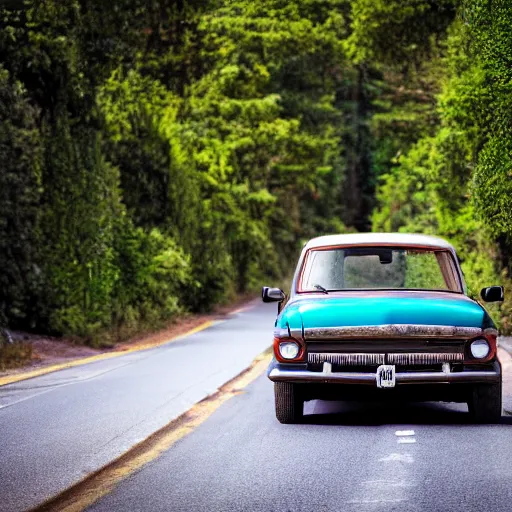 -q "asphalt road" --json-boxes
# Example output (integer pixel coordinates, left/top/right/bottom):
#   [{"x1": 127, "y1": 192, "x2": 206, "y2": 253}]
[
  {"x1": 499, "y1": 336, "x2": 512, "y2": 356},
  {"x1": 0, "y1": 301, "x2": 276, "y2": 512},
  {"x1": 90, "y1": 370, "x2": 512, "y2": 511},
  {"x1": 3, "y1": 304, "x2": 512, "y2": 512}
]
